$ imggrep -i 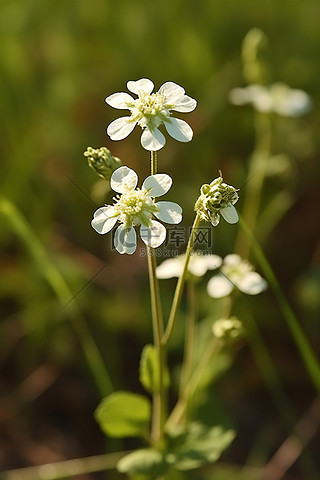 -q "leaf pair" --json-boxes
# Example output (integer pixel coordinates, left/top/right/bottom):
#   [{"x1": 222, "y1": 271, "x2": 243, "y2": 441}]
[{"x1": 117, "y1": 422, "x2": 235, "y2": 477}]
